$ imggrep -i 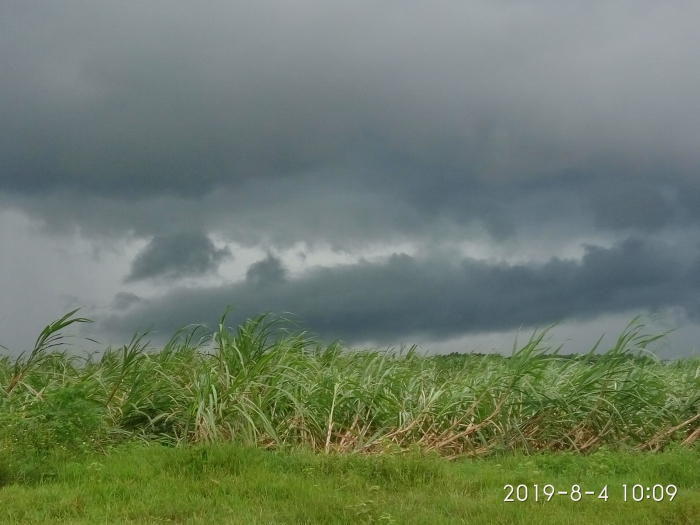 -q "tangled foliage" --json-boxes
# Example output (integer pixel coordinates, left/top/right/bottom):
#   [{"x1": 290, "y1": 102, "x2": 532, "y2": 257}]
[{"x1": 2, "y1": 311, "x2": 700, "y2": 464}]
